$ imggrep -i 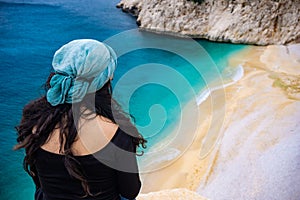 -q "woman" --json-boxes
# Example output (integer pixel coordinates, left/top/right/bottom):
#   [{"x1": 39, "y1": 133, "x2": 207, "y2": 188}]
[{"x1": 14, "y1": 39, "x2": 146, "y2": 200}]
